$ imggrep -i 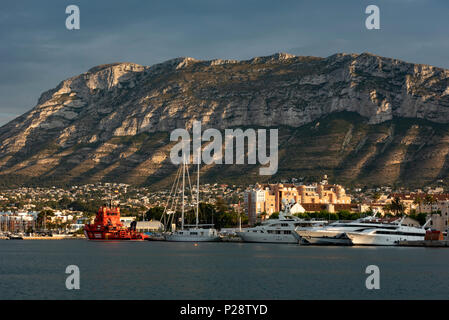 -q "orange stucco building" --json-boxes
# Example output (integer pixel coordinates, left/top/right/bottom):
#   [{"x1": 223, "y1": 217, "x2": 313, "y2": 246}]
[{"x1": 244, "y1": 180, "x2": 352, "y2": 225}]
